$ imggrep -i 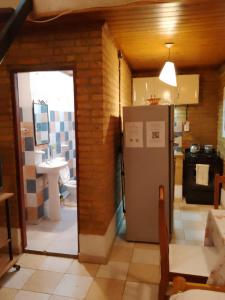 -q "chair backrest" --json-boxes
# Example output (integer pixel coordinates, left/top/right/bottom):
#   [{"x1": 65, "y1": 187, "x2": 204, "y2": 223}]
[
  {"x1": 214, "y1": 174, "x2": 225, "y2": 209},
  {"x1": 158, "y1": 185, "x2": 170, "y2": 300}
]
